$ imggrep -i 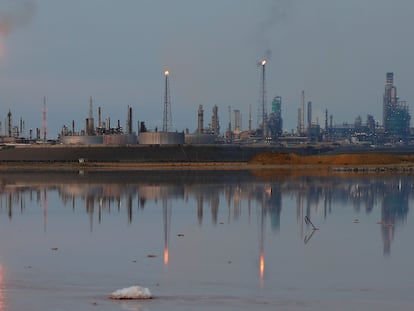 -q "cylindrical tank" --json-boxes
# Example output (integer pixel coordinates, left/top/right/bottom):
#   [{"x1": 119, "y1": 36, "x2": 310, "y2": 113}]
[
  {"x1": 138, "y1": 132, "x2": 184, "y2": 145},
  {"x1": 61, "y1": 135, "x2": 103, "y2": 145},
  {"x1": 185, "y1": 134, "x2": 215, "y2": 144},
  {"x1": 85, "y1": 118, "x2": 95, "y2": 135},
  {"x1": 103, "y1": 134, "x2": 138, "y2": 145}
]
